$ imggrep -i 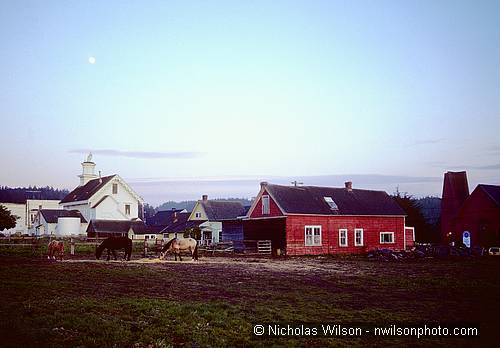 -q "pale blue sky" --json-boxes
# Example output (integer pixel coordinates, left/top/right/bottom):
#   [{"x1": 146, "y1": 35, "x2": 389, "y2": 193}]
[{"x1": 1, "y1": 1, "x2": 499, "y2": 205}]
